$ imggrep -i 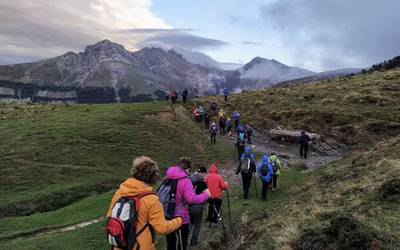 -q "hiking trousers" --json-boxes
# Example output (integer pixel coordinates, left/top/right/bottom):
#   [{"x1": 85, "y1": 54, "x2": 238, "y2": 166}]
[
  {"x1": 300, "y1": 144, "x2": 309, "y2": 159},
  {"x1": 261, "y1": 181, "x2": 270, "y2": 200},
  {"x1": 247, "y1": 134, "x2": 253, "y2": 144},
  {"x1": 189, "y1": 205, "x2": 205, "y2": 246},
  {"x1": 210, "y1": 133, "x2": 216, "y2": 144},
  {"x1": 238, "y1": 147, "x2": 244, "y2": 160},
  {"x1": 224, "y1": 95, "x2": 228, "y2": 102},
  {"x1": 272, "y1": 174, "x2": 278, "y2": 190},
  {"x1": 167, "y1": 223, "x2": 190, "y2": 250},
  {"x1": 207, "y1": 198, "x2": 222, "y2": 223},
  {"x1": 241, "y1": 172, "x2": 252, "y2": 199}
]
